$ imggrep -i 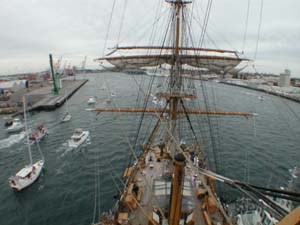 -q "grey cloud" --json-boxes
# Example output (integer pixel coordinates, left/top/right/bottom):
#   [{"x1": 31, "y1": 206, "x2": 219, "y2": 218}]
[{"x1": 0, "y1": 0, "x2": 299, "y2": 76}]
